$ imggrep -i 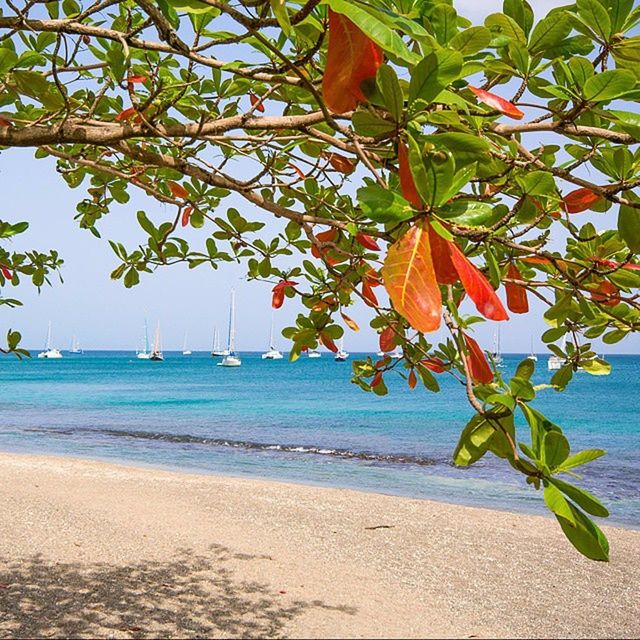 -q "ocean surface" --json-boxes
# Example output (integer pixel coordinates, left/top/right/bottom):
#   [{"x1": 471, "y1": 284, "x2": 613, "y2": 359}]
[{"x1": 0, "y1": 351, "x2": 638, "y2": 527}]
